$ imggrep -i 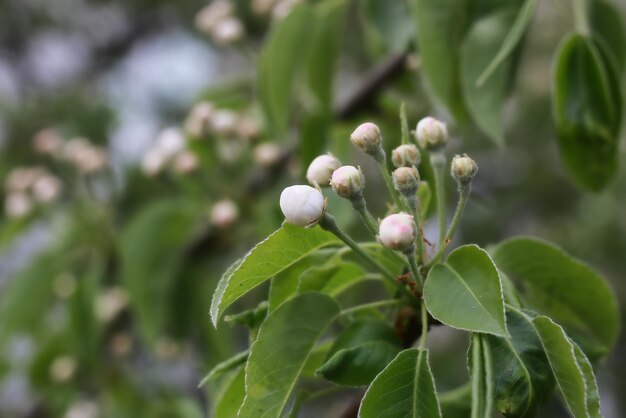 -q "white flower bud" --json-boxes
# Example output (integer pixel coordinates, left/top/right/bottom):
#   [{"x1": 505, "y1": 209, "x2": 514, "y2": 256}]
[
  {"x1": 252, "y1": 0, "x2": 275, "y2": 15},
  {"x1": 415, "y1": 117, "x2": 448, "y2": 151},
  {"x1": 378, "y1": 213, "x2": 416, "y2": 251},
  {"x1": 391, "y1": 144, "x2": 421, "y2": 168},
  {"x1": 306, "y1": 154, "x2": 341, "y2": 187},
  {"x1": 184, "y1": 102, "x2": 214, "y2": 138},
  {"x1": 330, "y1": 165, "x2": 364, "y2": 200},
  {"x1": 63, "y1": 137, "x2": 90, "y2": 161},
  {"x1": 33, "y1": 129, "x2": 62, "y2": 156},
  {"x1": 272, "y1": 0, "x2": 301, "y2": 21},
  {"x1": 142, "y1": 148, "x2": 167, "y2": 177},
  {"x1": 195, "y1": 0, "x2": 235, "y2": 34},
  {"x1": 173, "y1": 151, "x2": 199, "y2": 174},
  {"x1": 280, "y1": 185, "x2": 325, "y2": 227},
  {"x1": 236, "y1": 115, "x2": 261, "y2": 141},
  {"x1": 211, "y1": 17, "x2": 244, "y2": 45},
  {"x1": 156, "y1": 127, "x2": 185, "y2": 158},
  {"x1": 451, "y1": 153, "x2": 478, "y2": 185},
  {"x1": 392, "y1": 166, "x2": 420, "y2": 195},
  {"x1": 350, "y1": 122, "x2": 383, "y2": 157},
  {"x1": 74, "y1": 147, "x2": 108, "y2": 174},
  {"x1": 50, "y1": 355, "x2": 76, "y2": 383},
  {"x1": 95, "y1": 287, "x2": 128, "y2": 323},
  {"x1": 5, "y1": 193, "x2": 33, "y2": 218},
  {"x1": 65, "y1": 401, "x2": 99, "y2": 418},
  {"x1": 253, "y1": 143, "x2": 284, "y2": 167},
  {"x1": 5, "y1": 167, "x2": 45, "y2": 192},
  {"x1": 211, "y1": 199, "x2": 239, "y2": 229},
  {"x1": 210, "y1": 109, "x2": 239, "y2": 136},
  {"x1": 32, "y1": 175, "x2": 62, "y2": 204}
]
